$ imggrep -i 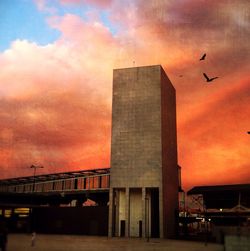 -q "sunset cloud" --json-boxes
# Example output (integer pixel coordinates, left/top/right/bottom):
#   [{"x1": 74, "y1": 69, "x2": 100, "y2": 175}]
[
  {"x1": 178, "y1": 77, "x2": 250, "y2": 187},
  {"x1": 0, "y1": 13, "x2": 115, "y2": 177},
  {"x1": 59, "y1": 0, "x2": 113, "y2": 8},
  {"x1": 0, "y1": 1, "x2": 249, "y2": 190}
]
